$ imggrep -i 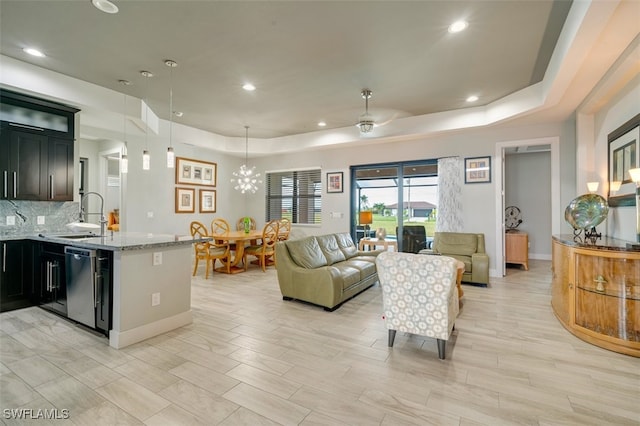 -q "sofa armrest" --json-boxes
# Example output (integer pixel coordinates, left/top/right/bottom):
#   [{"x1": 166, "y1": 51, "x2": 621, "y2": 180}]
[
  {"x1": 355, "y1": 249, "x2": 383, "y2": 257},
  {"x1": 471, "y1": 252, "x2": 489, "y2": 285}
]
